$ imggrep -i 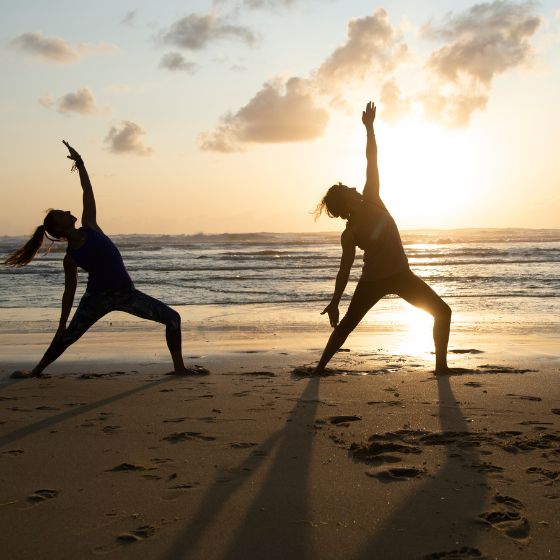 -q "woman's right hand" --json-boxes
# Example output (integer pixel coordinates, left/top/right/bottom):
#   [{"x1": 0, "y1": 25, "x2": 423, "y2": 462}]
[{"x1": 321, "y1": 302, "x2": 340, "y2": 328}]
